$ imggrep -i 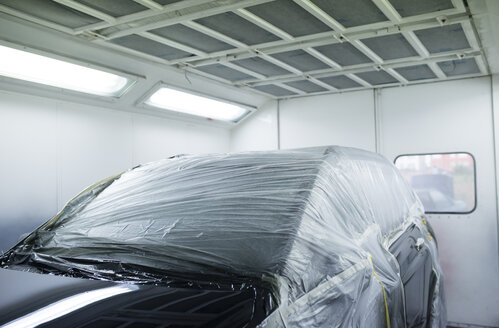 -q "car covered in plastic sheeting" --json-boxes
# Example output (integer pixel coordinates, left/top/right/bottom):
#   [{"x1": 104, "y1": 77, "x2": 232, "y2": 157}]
[{"x1": 0, "y1": 146, "x2": 446, "y2": 327}]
